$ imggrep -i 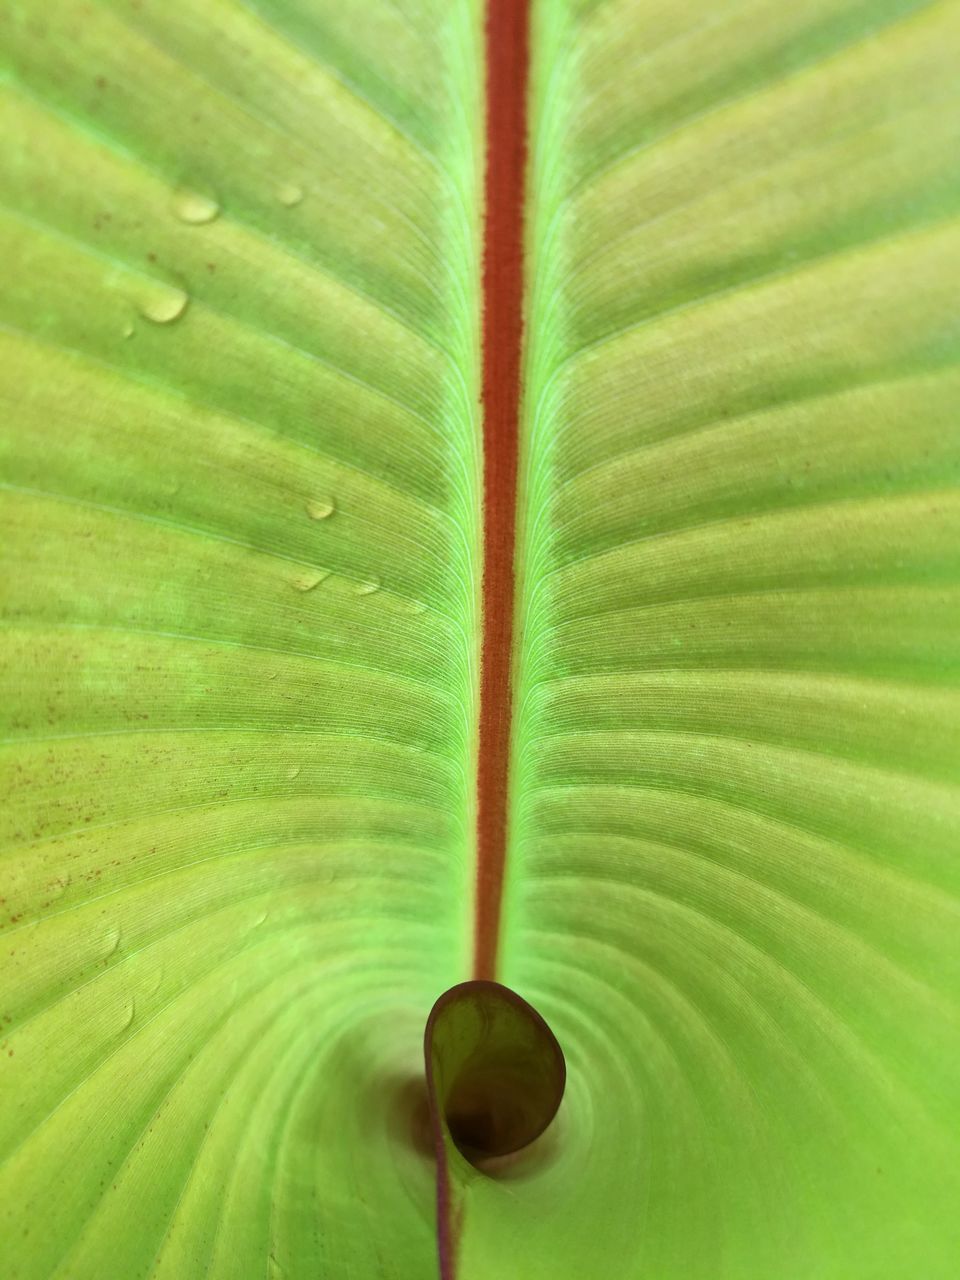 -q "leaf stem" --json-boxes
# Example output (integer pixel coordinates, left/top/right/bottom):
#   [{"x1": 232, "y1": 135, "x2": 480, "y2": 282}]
[{"x1": 474, "y1": 0, "x2": 531, "y2": 982}]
